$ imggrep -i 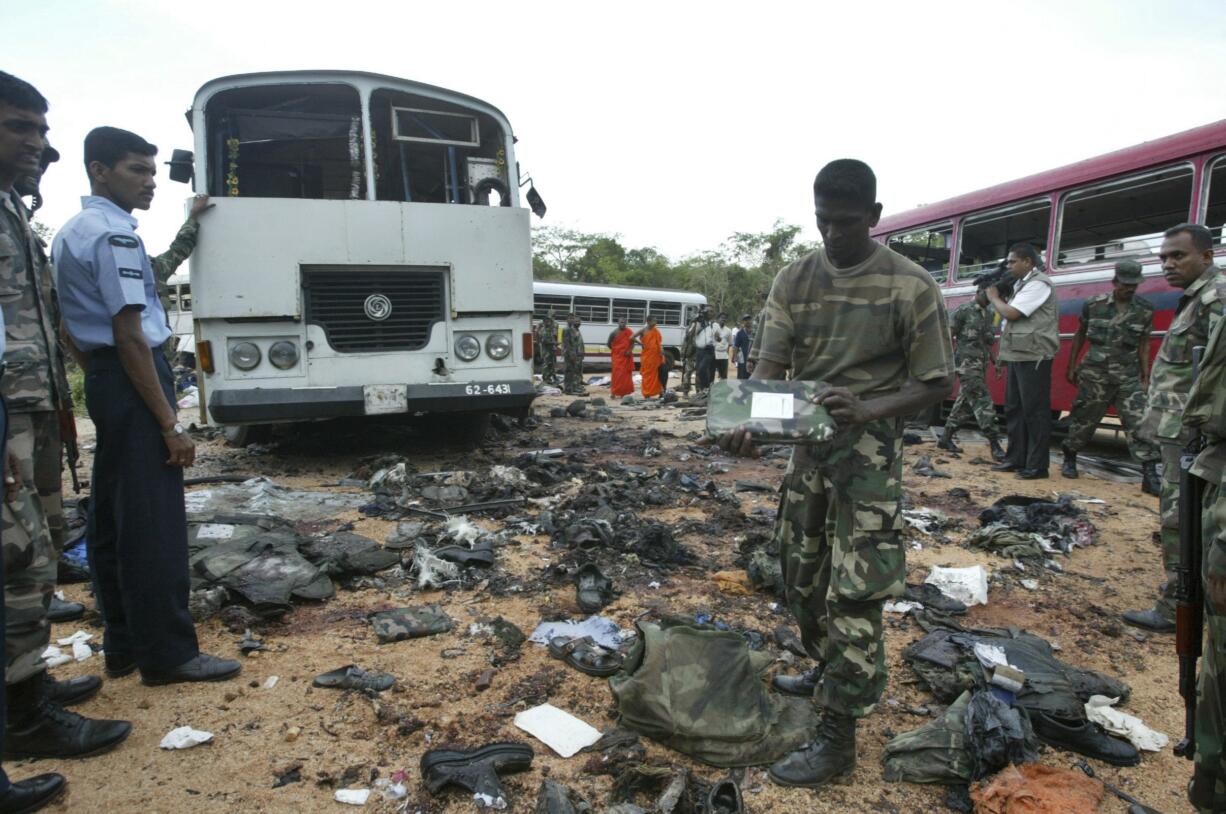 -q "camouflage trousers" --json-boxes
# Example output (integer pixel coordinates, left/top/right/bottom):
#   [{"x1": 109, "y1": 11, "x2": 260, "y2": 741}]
[
  {"x1": 1063, "y1": 366, "x2": 1158, "y2": 463},
  {"x1": 563, "y1": 353, "x2": 584, "y2": 394},
  {"x1": 1155, "y1": 439, "x2": 1184, "y2": 621},
  {"x1": 1191, "y1": 481, "x2": 1226, "y2": 813},
  {"x1": 539, "y1": 344, "x2": 557, "y2": 384},
  {"x1": 774, "y1": 417, "x2": 905, "y2": 719},
  {"x1": 2, "y1": 410, "x2": 64, "y2": 684},
  {"x1": 944, "y1": 362, "x2": 999, "y2": 439},
  {"x1": 680, "y1": 353, "x2": 695, "y2": 393}
]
